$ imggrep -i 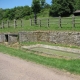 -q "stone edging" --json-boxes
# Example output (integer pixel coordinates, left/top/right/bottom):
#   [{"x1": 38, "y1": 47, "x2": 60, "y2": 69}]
[{"x1": 22, "y1": 44, "x2": 80, "y2": 54}]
